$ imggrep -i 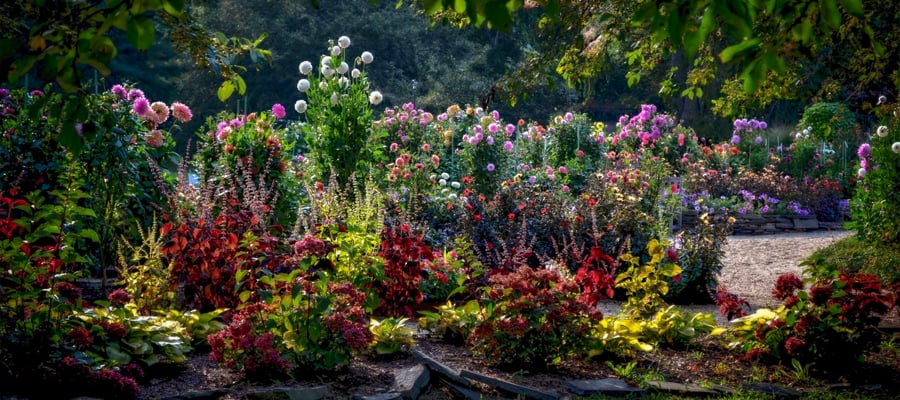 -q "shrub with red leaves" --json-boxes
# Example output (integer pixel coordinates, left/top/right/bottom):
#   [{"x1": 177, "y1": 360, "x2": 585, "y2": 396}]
[
  {"x1": 373, "y1": 224, "x2": 435, "y2": 317},
  {"x1": 467, "y1": 265, "x2": 603, "y2": 368}
]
